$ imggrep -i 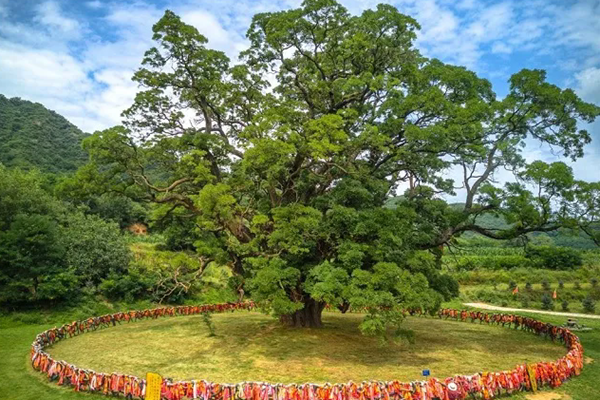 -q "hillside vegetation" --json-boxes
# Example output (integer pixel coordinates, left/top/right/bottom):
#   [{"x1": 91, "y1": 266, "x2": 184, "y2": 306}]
[{"x1": 0, "y1": 94, "x2": 88, "y2": 173}]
